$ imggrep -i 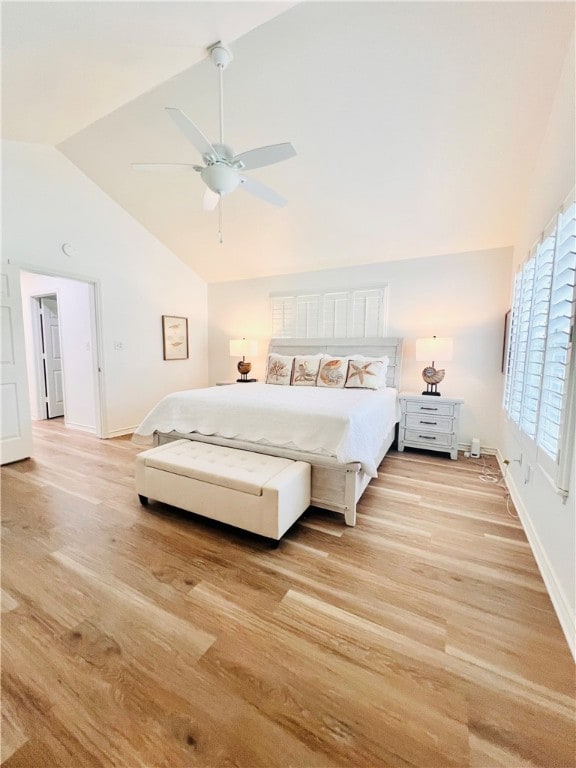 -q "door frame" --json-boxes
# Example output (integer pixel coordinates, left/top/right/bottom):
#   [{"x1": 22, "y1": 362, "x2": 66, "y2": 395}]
[{"x1": 17, "y1": 262, "x2": 106, "y2": 439}]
